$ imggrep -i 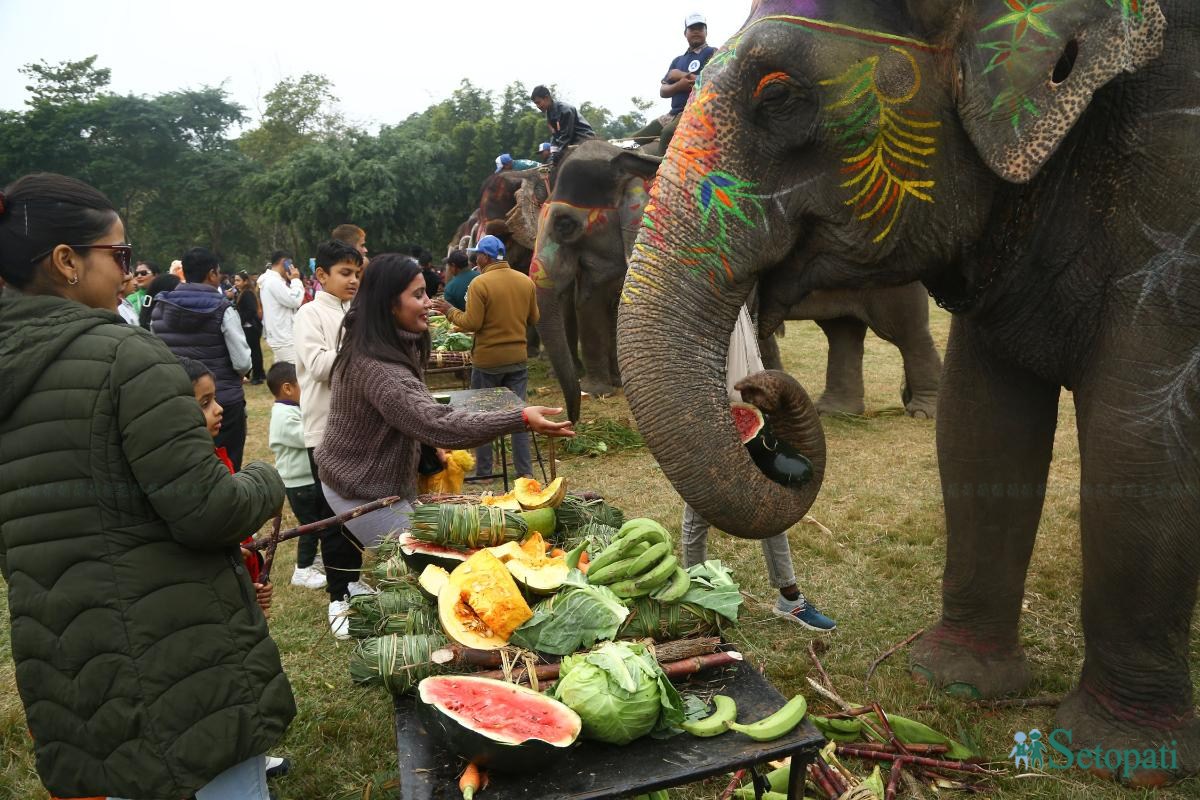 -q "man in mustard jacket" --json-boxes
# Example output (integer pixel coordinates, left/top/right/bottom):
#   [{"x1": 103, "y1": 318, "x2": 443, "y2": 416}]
[{"x1": 432, "y1": 235, "x2": 539, "y2": 480}]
